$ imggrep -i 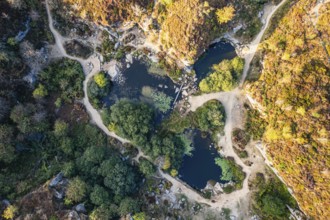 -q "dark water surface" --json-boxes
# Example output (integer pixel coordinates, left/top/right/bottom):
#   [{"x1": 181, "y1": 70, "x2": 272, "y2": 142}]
[
  {"x1": 104, "y1": 42, "x2": 236, "y2": 189},
  {"x1": 104, "y1": 60, "x2": 177, "y2": 106},
  {"x1": 194, "y1": 42, "x2": 236, "y2": 82},
  {"x1": 178, "y1": 130, "x2": 222, "y2": 189}
]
